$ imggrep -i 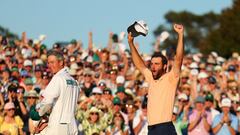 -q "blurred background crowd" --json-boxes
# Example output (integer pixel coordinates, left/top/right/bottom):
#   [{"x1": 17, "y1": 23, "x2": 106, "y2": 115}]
[{"x1": 0, "y1": 30, "x2": 239, "y2": 135}]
